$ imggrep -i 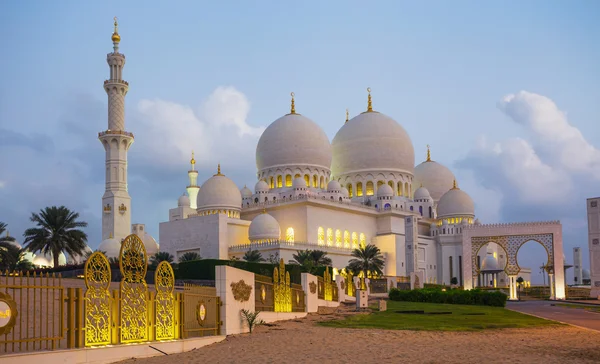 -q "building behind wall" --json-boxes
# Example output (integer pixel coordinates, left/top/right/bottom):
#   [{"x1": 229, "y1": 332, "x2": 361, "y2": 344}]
[
  {"x1": 587, "y1": 197, "x2": 600, "y2": 297},
  {"x1": 573, "y1": 247, "x2": 583, "y2": 285}
]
